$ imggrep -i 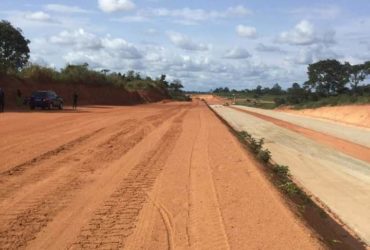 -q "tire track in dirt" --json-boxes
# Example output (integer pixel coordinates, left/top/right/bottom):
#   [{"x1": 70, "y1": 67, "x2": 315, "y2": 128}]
[
  {"x1": 0, "y1": 107, "x2": 182, "y2": 249},
  {"x1": 71, "y1": 110, "x2": 187, "y2": 249},
  {"x1": 0, "y1": 128, "x2": 104, "y2": 177},
  {"x1": 0, "y1": 107, "x2": 182, "y2": 202},
  {"x1": 187, "y1": 107, "x2": 230, "y2": 250}
]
